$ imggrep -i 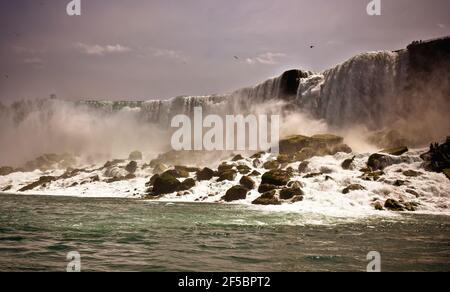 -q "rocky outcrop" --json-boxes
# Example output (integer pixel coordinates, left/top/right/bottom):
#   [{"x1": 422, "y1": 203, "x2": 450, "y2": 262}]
[
  {"x1": 152, "y1": 172, "x2": 181, "y2": 195},
  {"x1": 261, "y1": 170, "x2": 292, "y2": 186},
  {"x1": 252, "y1": 191, "x2": 281, "y2": 205},
  {"x1": 0, "y1": 166, "x2": 14, "y2": 176},
  {"x1": 19, "y1": 176, "x2": 57, "y2": 192},
  {"x1": 421, "y1": 137, "x2": 450, "y2": 173},
  {"x1": 196, "y1": 168, "x2": 215, "y2": 181},
  {"x1": 222, "y1": 186, "x2": 248, "y2": 202},
  {"x1": 240, "y1": 176, "x2": 256, "y2": 190},
  {"x1": 279, "y1": 187, "x2": 304, "y2": 200}
]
